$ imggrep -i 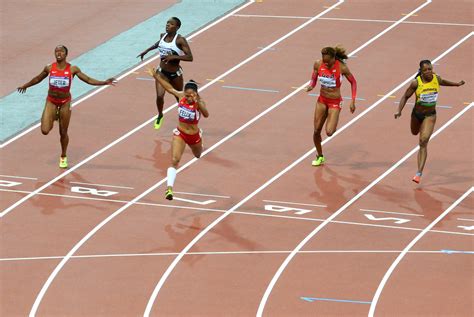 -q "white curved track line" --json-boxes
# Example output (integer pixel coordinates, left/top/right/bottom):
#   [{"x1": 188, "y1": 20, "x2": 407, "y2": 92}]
[
  {"x1": 27, "y1": 1, "x2": 346, "y2": 315},
  {"x1": 143, "y1": 1, "x2": 440, "y2": 315},
  {"x1": 257, "y1": 98, "x2": 473, "y2": 315},
  {"x1": 0, "y1": 1, "x2": 255, "y2": 149},
  {"x1": 368, "y1": 187, "x2": 473, "y2": 317}
]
